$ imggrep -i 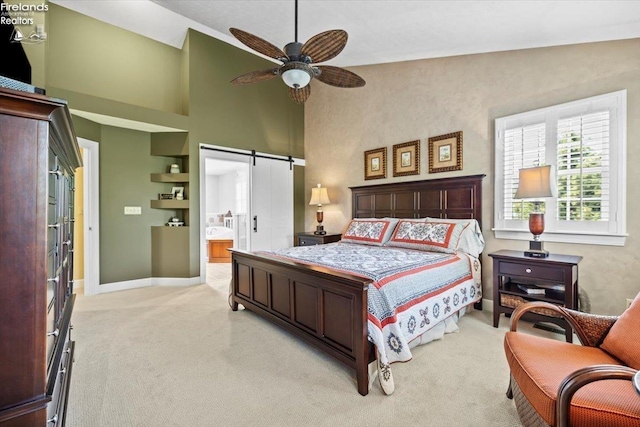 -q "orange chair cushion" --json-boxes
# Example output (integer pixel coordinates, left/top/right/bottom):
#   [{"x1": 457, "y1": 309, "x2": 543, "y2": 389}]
[
  {"x1": 505, "y1": 332, "x2": 640, "y2": 426},
  {"x1": 601, "y1": 294, "x2": 640, "y2": 370}
]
